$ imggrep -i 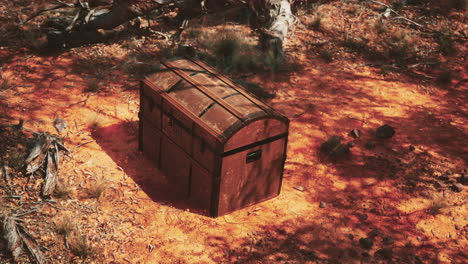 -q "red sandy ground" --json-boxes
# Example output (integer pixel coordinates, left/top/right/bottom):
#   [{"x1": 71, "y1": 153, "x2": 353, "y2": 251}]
[{"x1": 0, "y1": 2, "x2": 467, "y2": 264}]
